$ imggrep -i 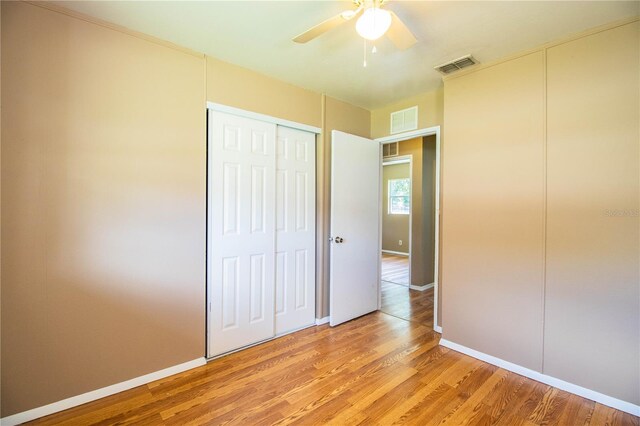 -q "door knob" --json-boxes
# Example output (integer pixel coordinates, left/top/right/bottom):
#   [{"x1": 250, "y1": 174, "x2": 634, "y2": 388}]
[{"x1": 335, "y1": 236, "x2": 344, "y2": 243}]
